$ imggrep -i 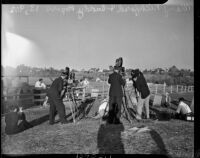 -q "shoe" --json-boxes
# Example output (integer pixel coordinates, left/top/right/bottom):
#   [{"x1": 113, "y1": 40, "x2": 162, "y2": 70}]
[
  {"x1": 135, "y1": 115, "x2": 142, "y2": 121},
  {"x1": 114, "y1": 120, "x2": 122, "y2": 124},
  {"x1": 60, "y1": 120, "x2": 69, "y2": 124},
  {"x1": 49, "y1": 122, "x2": 54, "y2": 125}
]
